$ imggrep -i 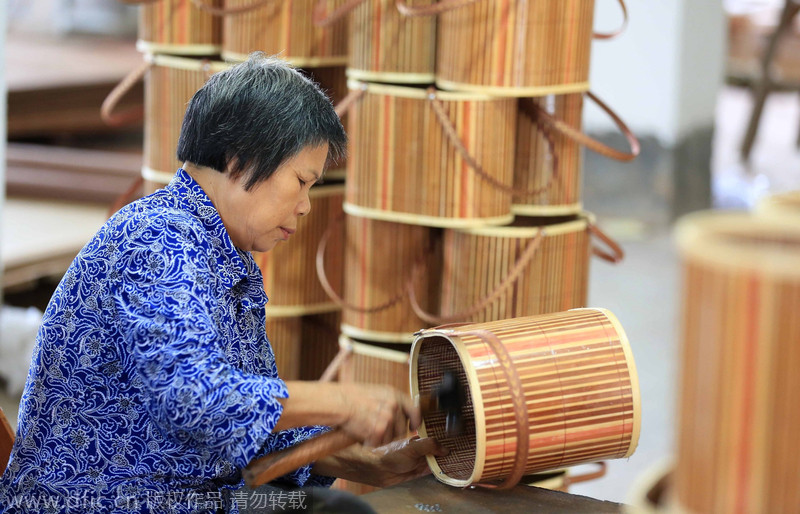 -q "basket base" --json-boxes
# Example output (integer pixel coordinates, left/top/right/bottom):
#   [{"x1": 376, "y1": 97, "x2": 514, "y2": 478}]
[
  {"x1": 511, "y1": 202, "x2": 583, "y2": 217},
  {"x1": 340, "y1": 323, "x2": 415, "y2": 344},
  {"x1": 222, "y1": 51, "x2": 347, "y2": 68},
  {"x1": 346, "y1": 67, "x2": 435, "y2": 85},
  {"x1": 343, "y1": 202, "x2": 514, "y2": 229},
  {"x1": 435, "y1": 78, "x2": 590, "y2": 98},
  {"x1": 136, "y1": 40, "x2": 220, "y2": 56},
  {"x1": 265, "y1": 303, "x2": 341, "y2": 318}
]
